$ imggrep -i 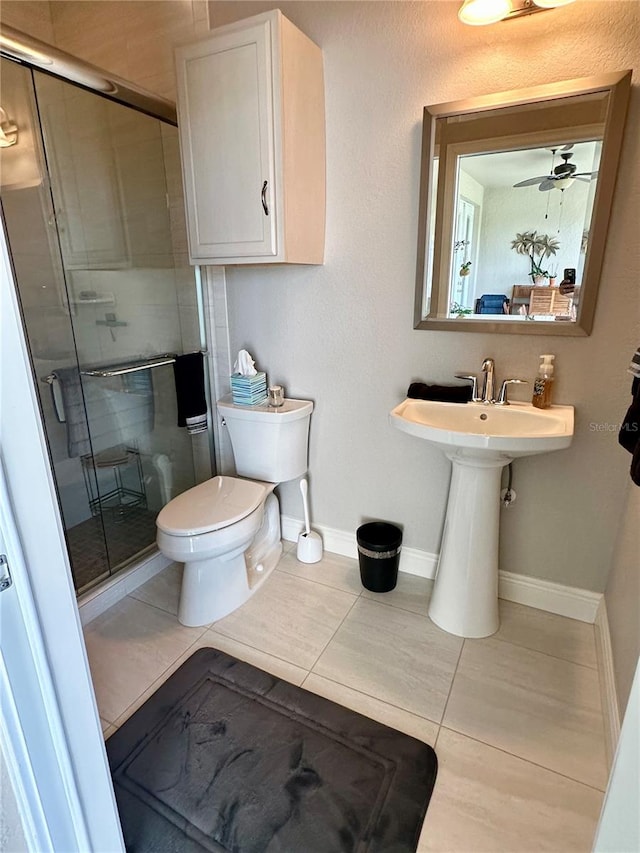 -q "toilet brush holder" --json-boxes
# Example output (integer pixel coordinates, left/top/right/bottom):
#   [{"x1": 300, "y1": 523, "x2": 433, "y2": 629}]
[
  {"x1": 297, "y1": 477, "x2": 323, "y2": 563},
  {"x1": 297, "y1": 529, "x2": 323, "y2": 563}
]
